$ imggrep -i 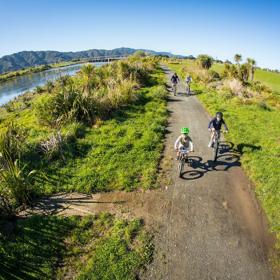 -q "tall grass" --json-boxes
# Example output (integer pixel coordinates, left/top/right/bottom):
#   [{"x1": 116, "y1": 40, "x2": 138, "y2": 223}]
[
  {"x1": 0, "y1": 124, "x2": 37, "y2": 215},
  {"x1": 35, "y1": 58, "x2": 157, "y2": 127}
]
